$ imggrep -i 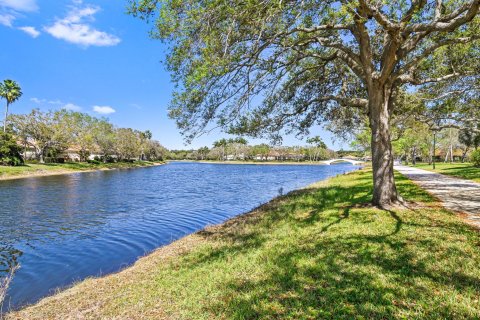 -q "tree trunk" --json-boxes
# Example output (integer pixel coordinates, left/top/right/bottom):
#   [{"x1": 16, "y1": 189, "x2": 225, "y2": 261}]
[
  {"x1": 368, "y1": 83, "x2": 400, "y2": 207},
  {"x1": 461, "y1": 147, "x2": 469, "y2": 163},
  {"x1": 3, "y1": 102, "x2": 9, "y2": 133}
]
